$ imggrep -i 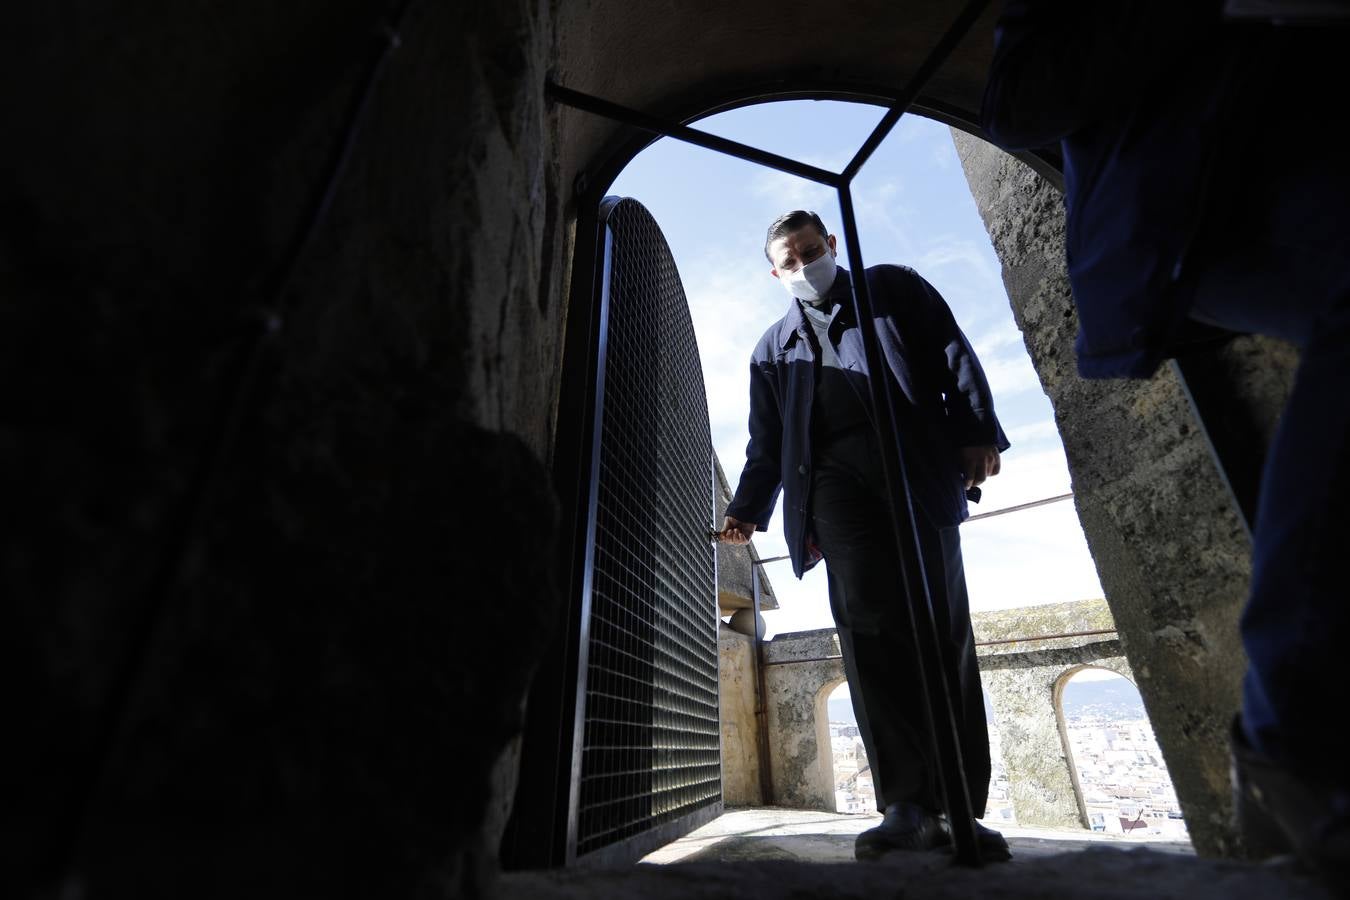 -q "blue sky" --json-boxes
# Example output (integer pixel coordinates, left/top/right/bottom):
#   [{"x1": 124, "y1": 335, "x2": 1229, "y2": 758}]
[{"x1": 609, "y1": 100, "x2": 1103, "y2": 637}]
